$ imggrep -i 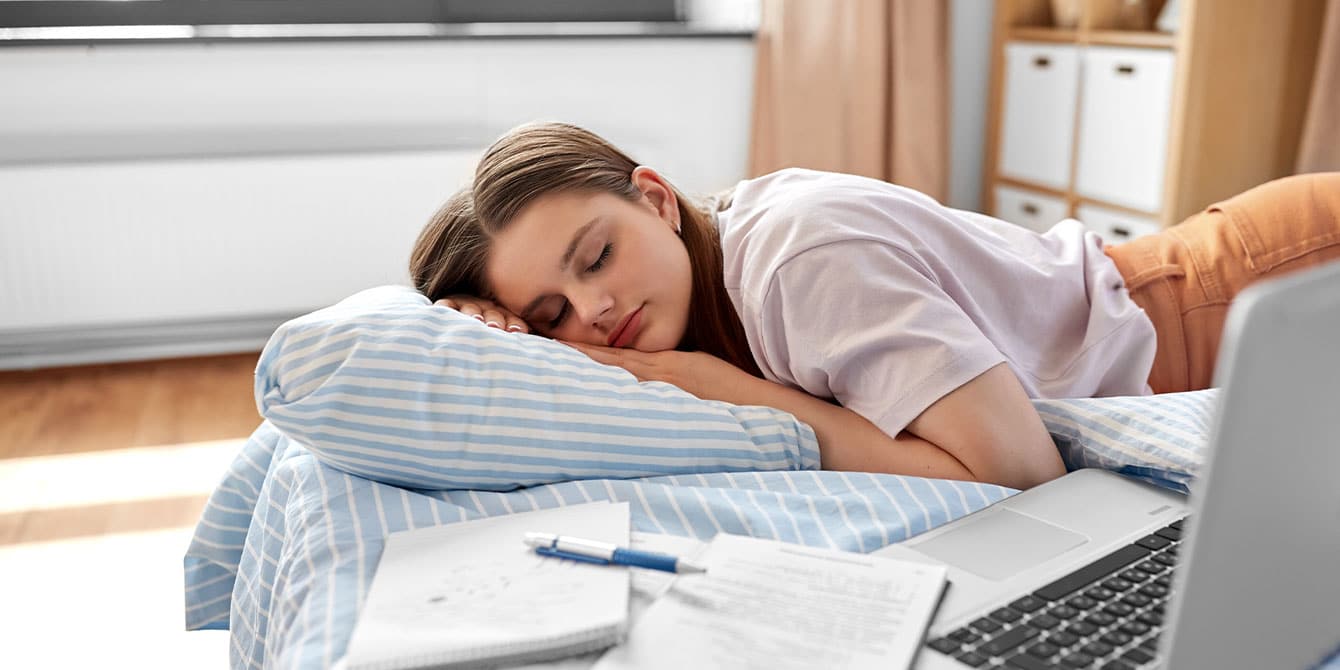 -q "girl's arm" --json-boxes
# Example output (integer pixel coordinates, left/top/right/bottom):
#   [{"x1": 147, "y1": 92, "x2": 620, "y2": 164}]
[
  {"x1": 565, "y1": 345, "x2": 1065, "y2": 490},
  {"x1": 725, "y1": 363, "x2": 1064, "y2": 489},
  {"x1": 723, "y1": 371, "x2": 979, "y2": 481},
  {"x1": 902, "y1": 363, "x2": 1066, "y2": 489}
]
